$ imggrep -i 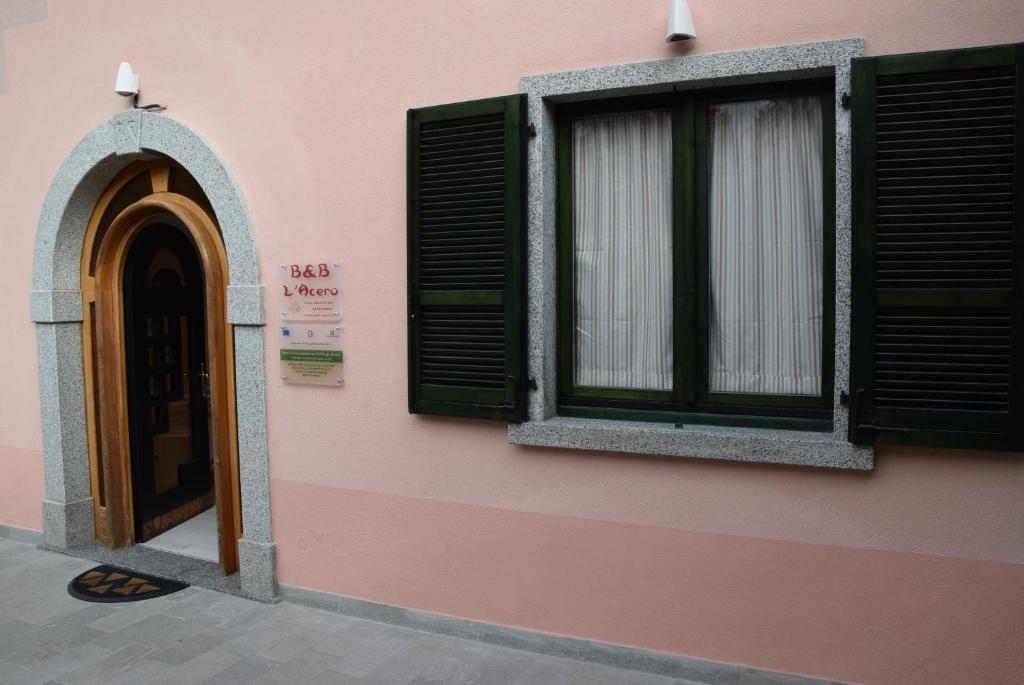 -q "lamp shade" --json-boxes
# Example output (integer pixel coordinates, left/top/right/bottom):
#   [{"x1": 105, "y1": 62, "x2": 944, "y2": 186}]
[
  {"x1": 666, "y1": 0, "x2": 696, "y2": 42},
  {"x1": 115, "y1": 62, "x2": 139, "y2": 96}
]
